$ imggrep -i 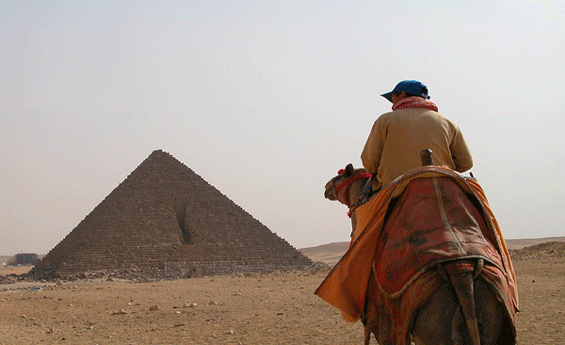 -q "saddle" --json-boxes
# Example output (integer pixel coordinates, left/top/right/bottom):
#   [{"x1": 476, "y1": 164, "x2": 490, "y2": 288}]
[{"x1": 373, "y1": 175, "x2": 504, "y2": 296}]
